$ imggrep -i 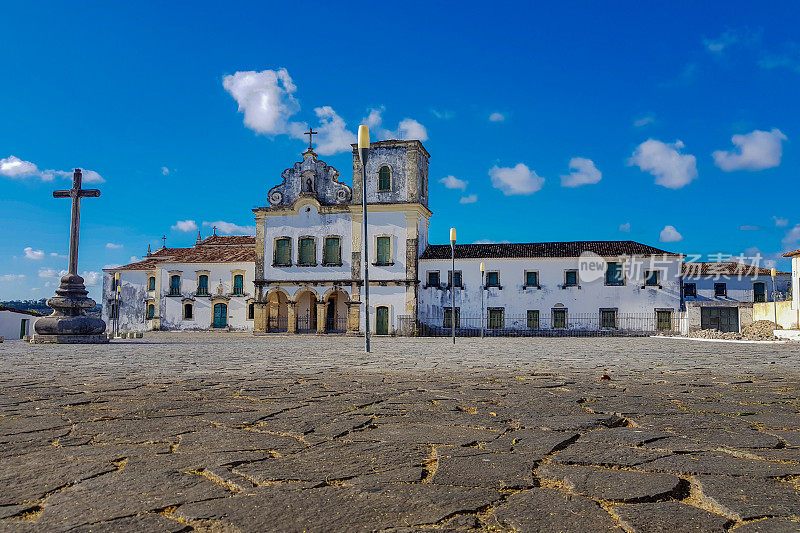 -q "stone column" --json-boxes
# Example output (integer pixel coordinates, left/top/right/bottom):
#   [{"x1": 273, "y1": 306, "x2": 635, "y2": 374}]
[
  {"x1": 287, "y1": 301, "x2": 298, "y2": 334},
  {"x1": 346, "y1": 301, "x2": 361, "y2": 335},
  {"x1": 316, "y1": 301, "x2": 326, "y2": 334},
  {"x1": 253, "y1": 302, "x2": 267, "y2": 333}
]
